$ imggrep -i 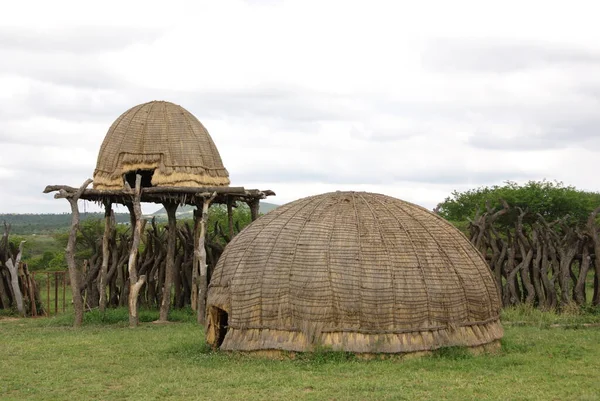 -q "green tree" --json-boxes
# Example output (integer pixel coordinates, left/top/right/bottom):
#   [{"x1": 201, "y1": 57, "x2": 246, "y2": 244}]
[
  {"x1": 206, "y1": 203, "x2": 252, "y2": 243},
  {"x1": 54, "y1": 218, "x2": 114, "y2": 264},
  {"x1": 437, "y1": 180, "x2": 600, "y2": 228}
]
